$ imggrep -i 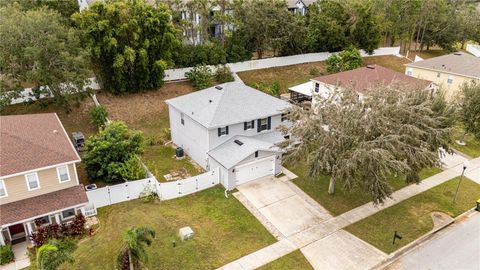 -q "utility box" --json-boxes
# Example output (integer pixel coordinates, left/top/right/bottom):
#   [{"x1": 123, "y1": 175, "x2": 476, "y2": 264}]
[
  {"x1": 72, "y1": 132, "x2": 85, "y2": 152},
  {"x1": 178, "y1": 226, "x2": 194, "y2": 241}
]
